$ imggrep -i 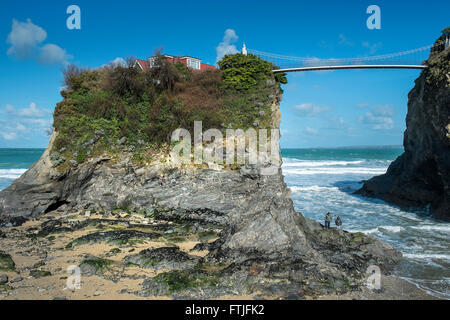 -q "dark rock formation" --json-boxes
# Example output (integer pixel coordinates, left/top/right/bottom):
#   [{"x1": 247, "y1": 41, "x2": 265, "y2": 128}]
[
  {"x1": 124, "y1": 247, "x2": 200, "y2": 270},
  {"x1": 357, "y1": 45, "x2": 450, "y2": 221},
  {"x1": 0, "y1": 62, "x2": 404, "y2": 294},
  {"x1": 0, "y1": 134, "x2": 402, "y2": 289}
]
